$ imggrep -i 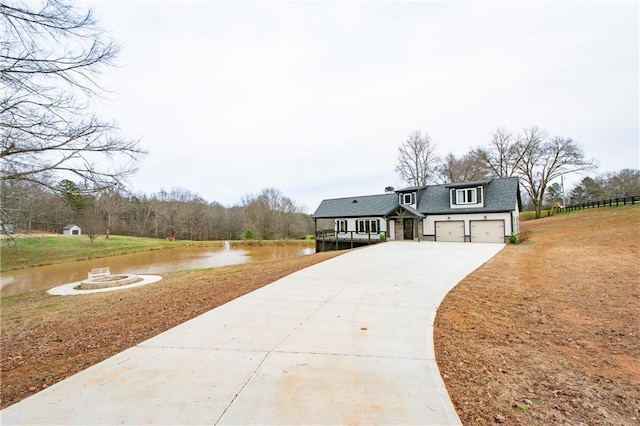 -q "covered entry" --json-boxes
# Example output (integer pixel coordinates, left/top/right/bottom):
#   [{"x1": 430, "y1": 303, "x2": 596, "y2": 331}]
[
  {"x1": 403, "y1": 218, "x2": 414, "y2": 240},
  {"x1": 470, "y1": 220, "x2": 505, "y2": 243},
  {"x1": 435, "y1": 221, "x2": 464, "y2": 242}
]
